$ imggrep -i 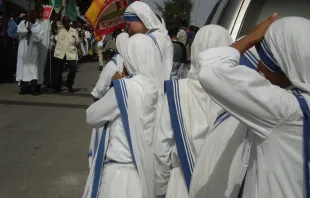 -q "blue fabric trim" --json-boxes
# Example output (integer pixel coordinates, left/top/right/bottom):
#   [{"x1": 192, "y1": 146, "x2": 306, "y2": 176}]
[
  {"x1": 113, "y1": 79, "x2": 137, "y2": 169},
  {"x1": 91, "y1": 123, "x2": 109, "y2": 198},
  {"x1": 112, "y1": 57, "x2": 117, "y2": 66},
  {"x1": 292, "y1": 88, "x2": 310, "y2": 198},
  {"x1": 255, "y1": 38, "x2": 285, "y2": 75},
  {"x1": 165, "y1": 80, "x2": 194, "y2": 191},
  {"x1": 211, "y1": 111, "x2": 231, "y2": 132},
  {"x1": 94, "y1": 128, "x2": 99, "y2": 156},
  {"x1": 241, "y1": 130, "x2": 249, "y2": 161},
  {"x1": 147, "y1": 31, "x2": 162, "y2": 60},
  {"x1": 123, "y1": 12, "x2": 141, "y2": 21},
  {"x1": 241, "y1": 50, "x2": 259, "y2": 70}
]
